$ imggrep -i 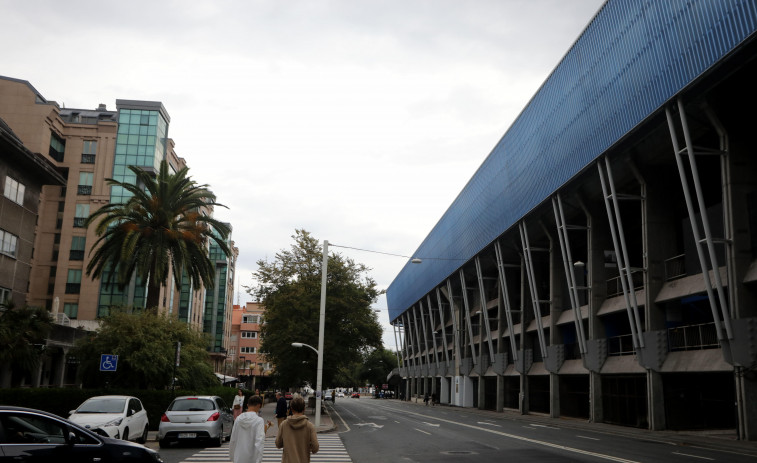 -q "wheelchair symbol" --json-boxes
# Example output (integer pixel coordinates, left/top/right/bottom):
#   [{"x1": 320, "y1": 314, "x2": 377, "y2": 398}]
[{"x1": 100, "y1": 354, "x2": 118, "y2": 372}]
